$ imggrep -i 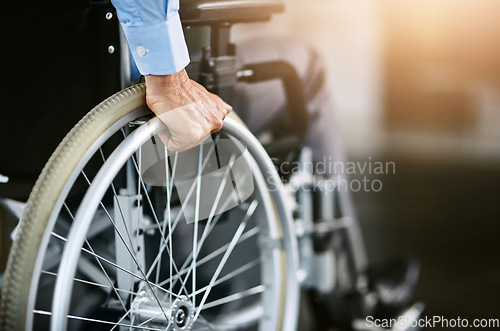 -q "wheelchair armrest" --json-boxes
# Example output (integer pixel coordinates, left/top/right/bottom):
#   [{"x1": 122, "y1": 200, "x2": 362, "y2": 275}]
[{"x1": 180, "y1": 0, "x2": 284, "y2": 25}]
